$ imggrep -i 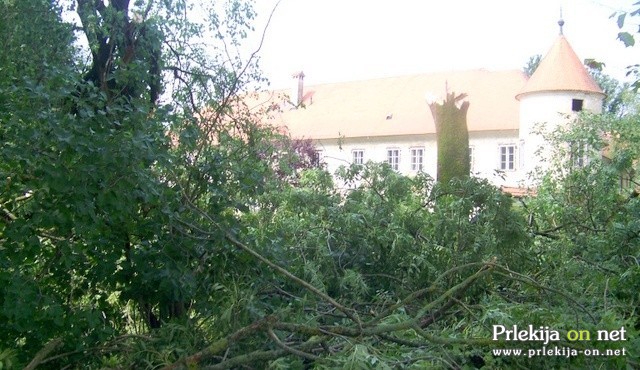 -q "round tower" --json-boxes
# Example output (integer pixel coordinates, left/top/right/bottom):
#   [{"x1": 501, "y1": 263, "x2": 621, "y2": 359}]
[{"x1": 516, "y1": 20, "x2": 605, "y2": 185}]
